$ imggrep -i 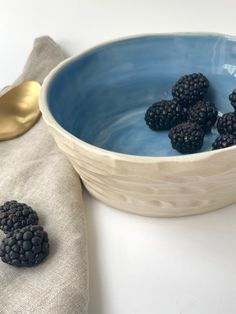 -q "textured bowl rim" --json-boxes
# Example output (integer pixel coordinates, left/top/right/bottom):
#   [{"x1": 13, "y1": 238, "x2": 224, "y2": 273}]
[{"x1": 39, "y1": 32, "x2": 236, "y2": 163}]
